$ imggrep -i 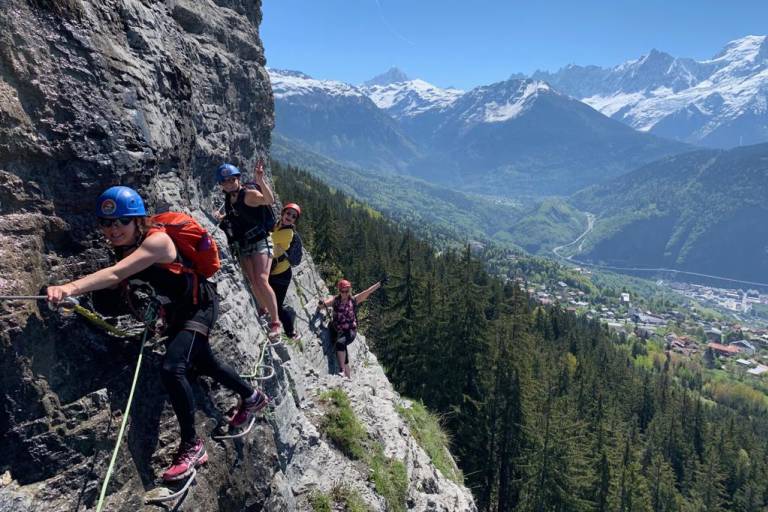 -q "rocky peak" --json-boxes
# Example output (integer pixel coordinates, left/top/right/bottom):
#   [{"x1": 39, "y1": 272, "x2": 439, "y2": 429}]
[
  {"x1": 363, "y1": 67, "x2": 411, "y2": 86},
  {"x1": 269, "y1": 68, "x2": 314, "y2": 80},
  {"x1": 0, "y1": 1, "x2": 476, "y2": 511}
]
